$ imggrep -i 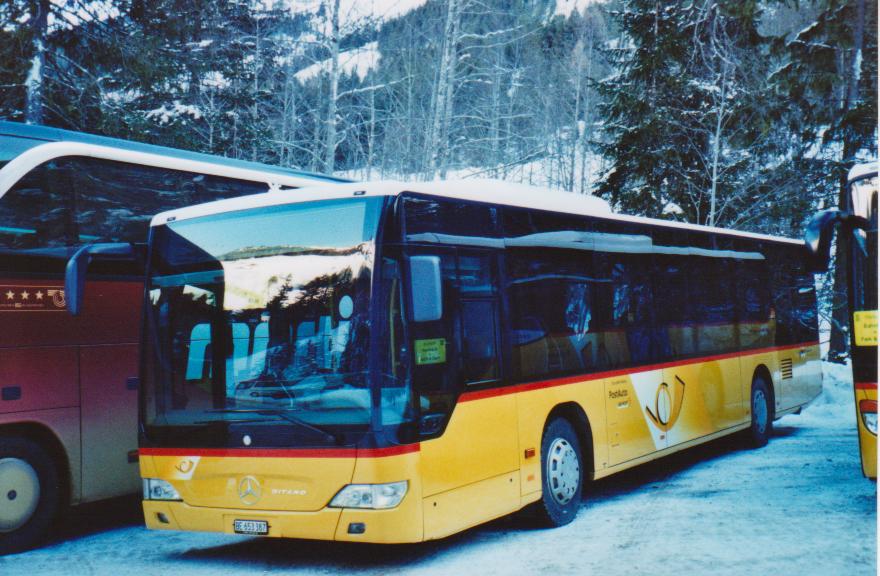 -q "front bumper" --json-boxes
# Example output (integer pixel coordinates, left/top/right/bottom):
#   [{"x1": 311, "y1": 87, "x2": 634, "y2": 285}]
[{"x1": 143, "y1": 493, "x2": 424, "y2": 543}]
